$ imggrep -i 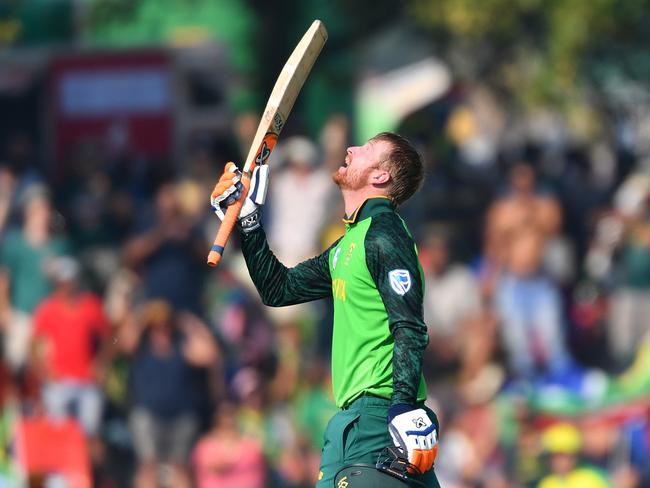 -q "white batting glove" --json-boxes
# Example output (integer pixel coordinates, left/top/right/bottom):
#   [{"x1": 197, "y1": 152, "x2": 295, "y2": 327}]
[
  {"x1": 210, "y1": 163, "x2": 269, "y2": 233},
  {"x1": 388, "y1": 407, "x2": 438, "y2": 474}
]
